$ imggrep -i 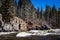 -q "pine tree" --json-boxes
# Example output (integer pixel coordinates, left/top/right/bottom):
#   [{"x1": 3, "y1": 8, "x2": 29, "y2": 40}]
[
  {"x1": 18, "y1": 0, "x2": 27, "y2": 18},
  {"x1": 36, "y1": 8, "x2": 40, "y2": 19},
  {"x1": 51, "y1": 4, "x2": 57, "y2": 22},
  {"x1": 40, "y1": 8, "x2": 43, "y2": 19},
  {"x1": 57, "y1": 8, "x2": 60, "y2": 27},
  {"x1": 51, "y1": 4, "x2": 57, "y2": 28},
  {"x1": 18, "y1": 0, "x2": 37, "y2": 19},
  {"x1": 44, "y1": 5, "x2": 51, "y2": 21},
  {"x1": 51, "y1": 4, "x2": 57, "y2": 17},
  {"x1": 51, "y1": 4, "x2": 57, "y2": 23},
  {"x1": 1, "y1": 0, "x2": 15, "y2": 23}
]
